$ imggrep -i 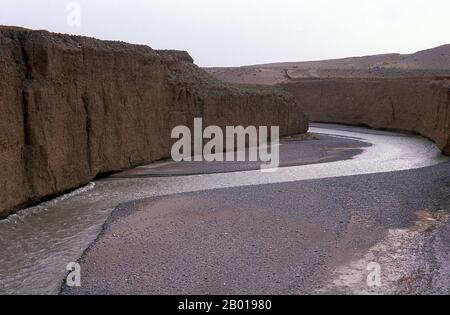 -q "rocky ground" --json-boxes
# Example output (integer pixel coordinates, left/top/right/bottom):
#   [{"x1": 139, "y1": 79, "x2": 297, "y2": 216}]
[
  {"x1": 61, "y1": 126, "x2": 450, "y2": 295},
  {"x1": 63, "y1": 161, "x2": 450, "y2": 295}
]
